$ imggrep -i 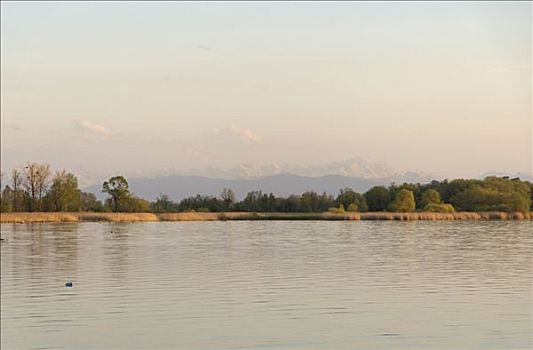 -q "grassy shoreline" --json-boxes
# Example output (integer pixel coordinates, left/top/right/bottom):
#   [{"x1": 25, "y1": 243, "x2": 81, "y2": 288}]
[{"x1": 1, "y1": 211, "x2": 532, "y2": 223}]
